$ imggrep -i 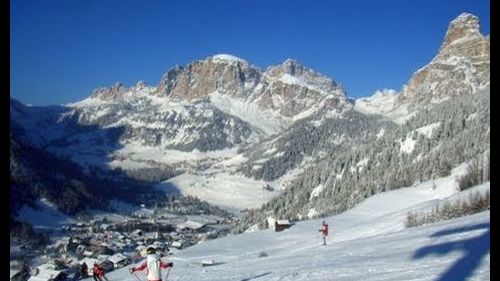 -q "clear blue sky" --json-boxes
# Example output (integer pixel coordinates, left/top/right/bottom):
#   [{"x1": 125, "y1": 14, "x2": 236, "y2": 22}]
[{"x1": 11, "y1": 0, "x2": 490, "y2": 105}]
